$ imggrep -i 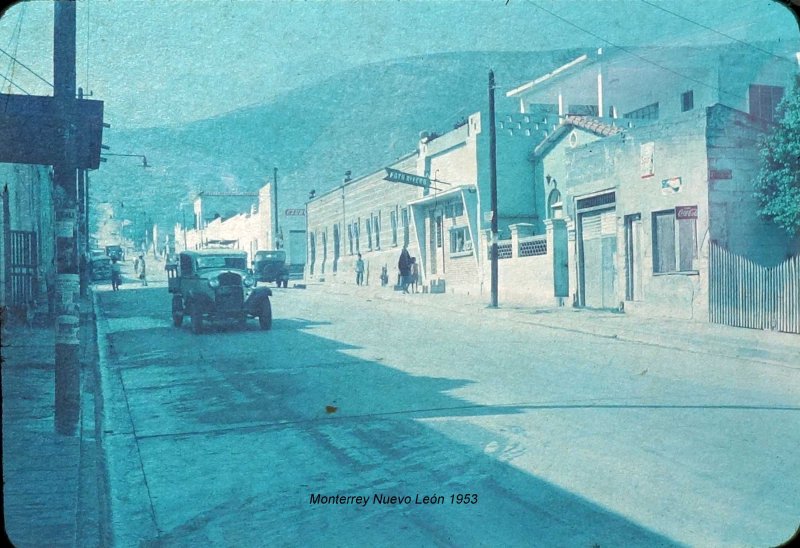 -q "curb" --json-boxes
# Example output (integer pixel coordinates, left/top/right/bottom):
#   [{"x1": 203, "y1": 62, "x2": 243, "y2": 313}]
[
  {"x1": 318, "y1": 283, "x2": 800, "y2": 369},
  {"x1": 93, "y1": 290, "x2": 161, "y2": 545}
]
